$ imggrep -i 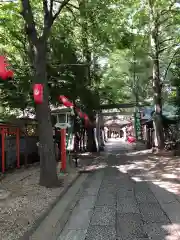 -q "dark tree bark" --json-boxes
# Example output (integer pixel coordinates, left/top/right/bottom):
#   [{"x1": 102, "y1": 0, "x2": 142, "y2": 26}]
[
  {"x1": 34, "y1": 42, "x2": 58, "y2": 187},
  {"x1": 78, "y1": 0, "x2": 91, "y2": 84},
  {"x1": 87, "y1": 126, "x2": 97, "y2": 152},
  {"x1": 84, "y1": 111, "x2": 97, "y2": 152},
  {"x1": 21, "y1": 0, "x2": 70, "y2": 187}
]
